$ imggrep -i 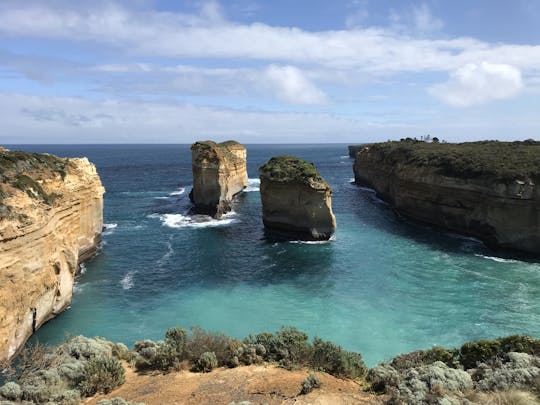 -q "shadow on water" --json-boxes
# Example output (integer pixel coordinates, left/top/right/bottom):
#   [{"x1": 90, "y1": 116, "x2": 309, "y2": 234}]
[{"x1": 349, "y1": 184, "x2": 540, "y2": 264}]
